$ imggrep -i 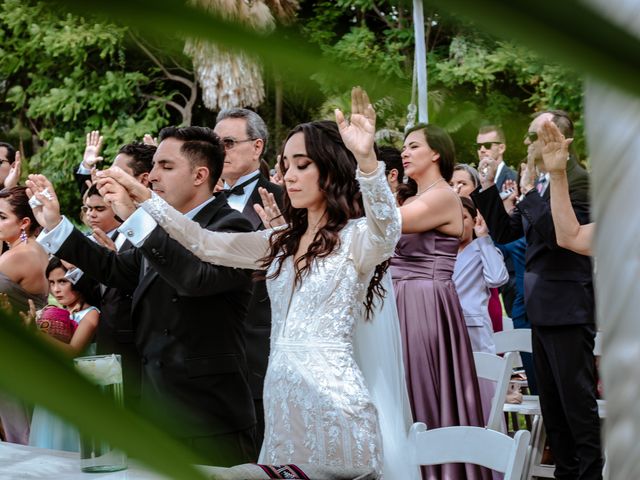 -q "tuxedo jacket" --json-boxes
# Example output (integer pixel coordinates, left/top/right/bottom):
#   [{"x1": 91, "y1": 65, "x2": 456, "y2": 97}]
[
  {"x1": 93, "y1": 237, "x2": 141, "y2": 407},
  {"x1": 235, "y1": 175, "x2": 284, "y2": 231},
  {"x1": 471, "y1": 157, "x2": 594, "y2": 327},
  {"x1": 225, "y1": 176, "x2": 284, "y2": 400},
  {"x1": 54, "y1": 195, "x2": 256, "y2": 438},
  {"x1": 495, "y1": 163, "x2": 518, "y2": 192},
  {"x1": 74, "y1": 171, "x2": 91, "y2": 197}
]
